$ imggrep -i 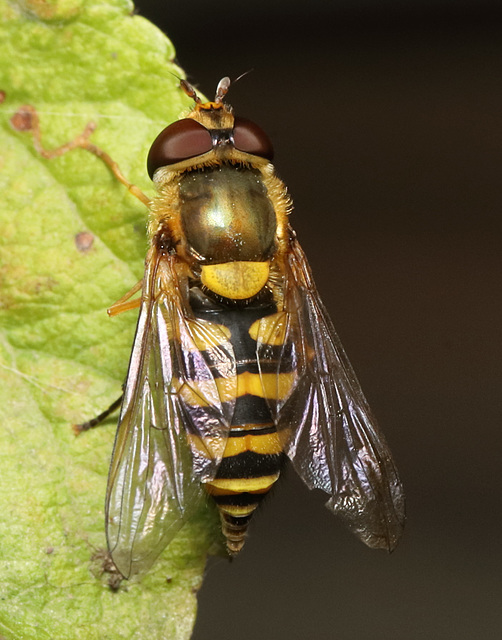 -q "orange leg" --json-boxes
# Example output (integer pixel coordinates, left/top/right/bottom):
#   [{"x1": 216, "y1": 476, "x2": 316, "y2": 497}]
[
  {"x1": 107, "y1": 279, "x2": 143, "y2": 317},
  {"x1": 11, "y1": 105, "x2": 152, "y2": 207},
  {"x1": 12, "y1": 105, "x2": 150, "y2": 317},
  {"x1": 11, "y1": 107, "x2": 151, "y2": 433}
]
